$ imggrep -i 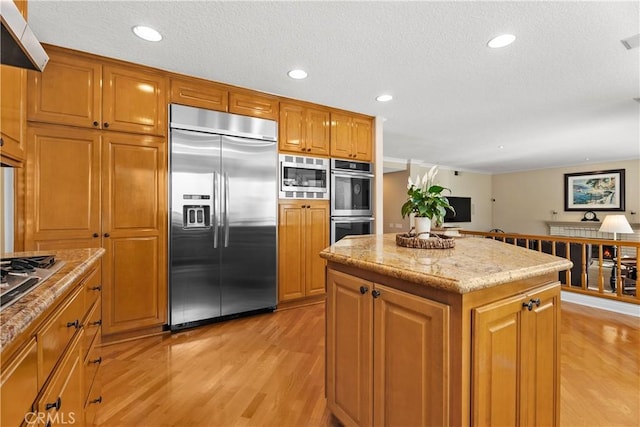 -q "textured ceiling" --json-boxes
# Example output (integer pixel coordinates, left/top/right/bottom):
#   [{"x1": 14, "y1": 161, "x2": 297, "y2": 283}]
[{"x1": 27, "y1": 0, "x2": 640, "y2": 173}]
